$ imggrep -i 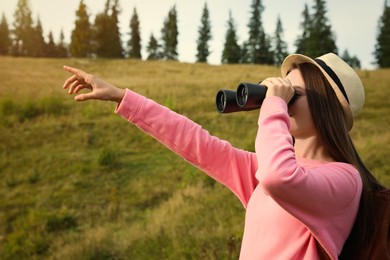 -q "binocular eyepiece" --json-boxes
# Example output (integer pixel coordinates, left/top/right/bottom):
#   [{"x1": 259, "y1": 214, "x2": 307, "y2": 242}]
[{"x1": 216, "y1": 82, "x2": 298, "y2": 113}]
